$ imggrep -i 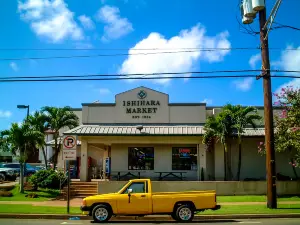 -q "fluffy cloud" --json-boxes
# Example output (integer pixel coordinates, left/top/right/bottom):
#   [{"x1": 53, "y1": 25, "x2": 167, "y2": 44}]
[
  {"x1": 201, "y1": 99, "x2": 213, "y2": 105},
  {"x1": 275, "y1": 46, "x2": 300, "y2": 92},
  {"x1": 96, "y1": 5, "x2": 133, "y2": 41},
  {"x1": 119, "y1": 23, "x2": 230, "y2": 85},
  {"x1": 249, "y1": 53, "x2": 261, "y2": 69},
  {"x1": 233, "y1": 77, "x2": 254, "y2": 92},
  {"x1": 18, "y1": 0, "x2": 84, "y2": 43},
  {"x1": 78, "y1": 15, "x2": 95, "y2": 30},
  {"x1": 0, "y1": 110, "x2": 12, "y2": 118},
  {"x1": 232, "y1": 53, "x2": 261, "y2": 91},
  {"x1": 99, "y1": 88, "x2": 111, "y2": 95},
  {"x1": 10, "y1": 62, "x2": 19, "y2": 71}
]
